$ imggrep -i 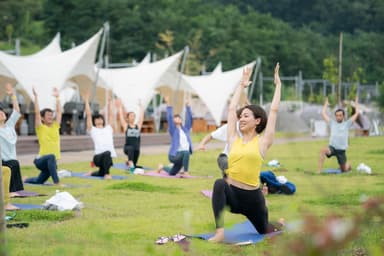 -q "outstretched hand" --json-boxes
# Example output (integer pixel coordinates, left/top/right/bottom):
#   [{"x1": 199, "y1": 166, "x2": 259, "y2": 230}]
[
  {"x1": 5, "y1": 83, "x2": 14, "y2": 96},
  {"x1": 52, "y1": 87, "x2": 59, "y2": 98},
  {"x1": 324, "y1": 97, "x2": 329, "y2": 107},
  {"x1": 32, "y1": 87, "x2": 38, "y2": 97},
  {"x1": 240, "y1": 66, "x2": 253, "y2": 88},
  {"x1": 274, "y1": 62, "x2": 281, "y2": 87},
  {"x1": 83, "y1": 90, "x2": 90, "y2": 103},
  {"x1": 164, "y1": 96, "x2": 170, "y2": 105}
]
